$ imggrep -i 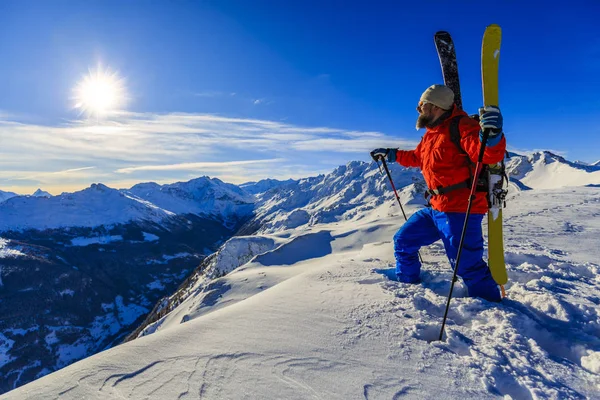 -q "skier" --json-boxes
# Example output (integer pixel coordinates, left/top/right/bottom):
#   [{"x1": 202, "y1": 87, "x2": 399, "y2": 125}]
[{"x1": 371, "y1": 84, "x2": 506, "y2": 302}]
